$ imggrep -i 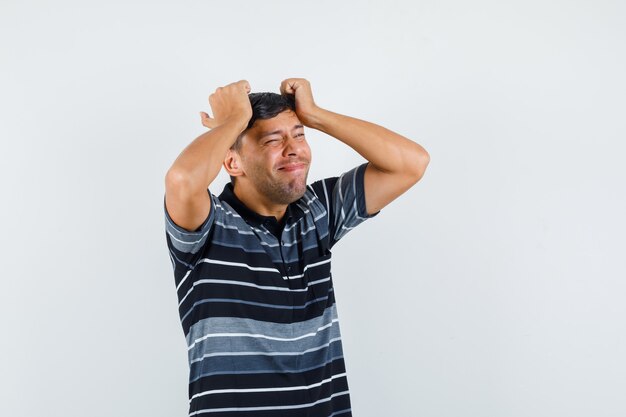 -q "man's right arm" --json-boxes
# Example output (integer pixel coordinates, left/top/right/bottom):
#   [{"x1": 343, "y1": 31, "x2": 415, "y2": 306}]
[
  {"x1": 164, "y1": 80, "x2": 252, "y2": 232},
  {"x1": 165, "y1": 121, "x2": 246, "y2": 231}
]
